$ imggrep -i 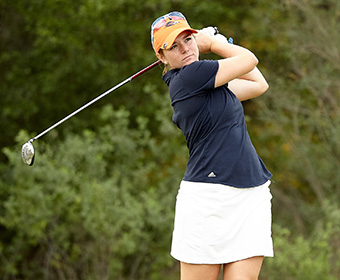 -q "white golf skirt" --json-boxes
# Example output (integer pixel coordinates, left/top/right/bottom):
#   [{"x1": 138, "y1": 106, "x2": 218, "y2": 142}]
[{"x1": 170, "y1": 180, "x2": 273, "y2": 264}]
